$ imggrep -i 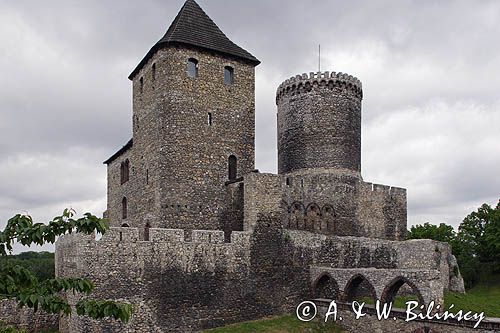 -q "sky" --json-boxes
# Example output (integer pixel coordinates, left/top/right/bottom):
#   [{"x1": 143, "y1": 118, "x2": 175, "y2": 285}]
[{"x1": 0, "y1": 0, "x2": 499, "y2": 252}]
